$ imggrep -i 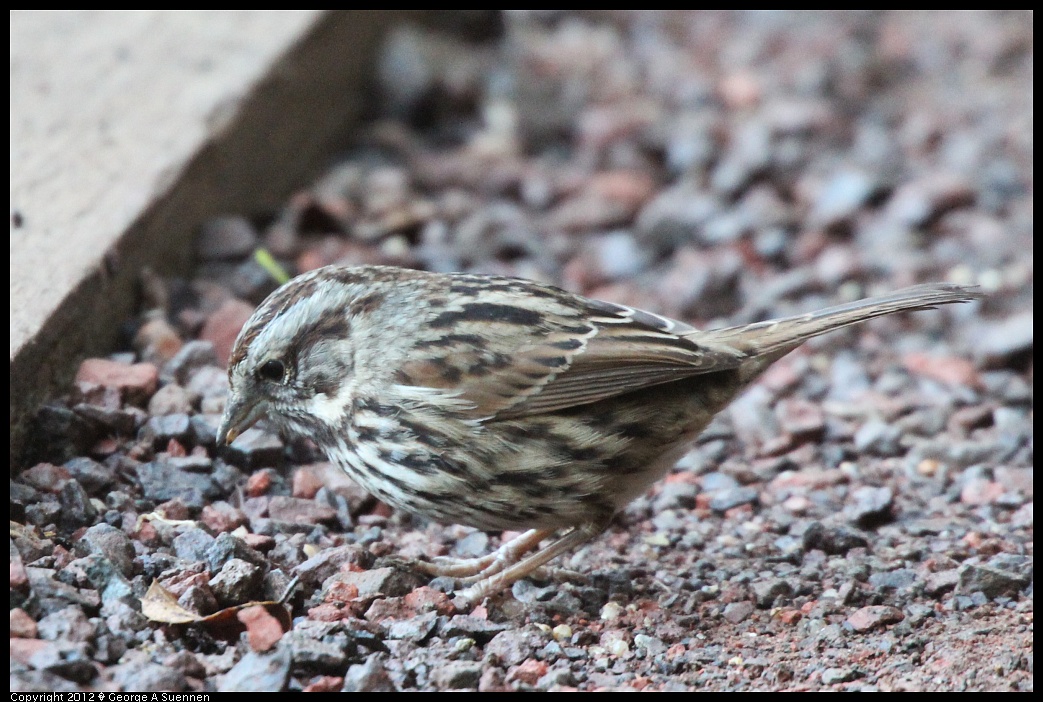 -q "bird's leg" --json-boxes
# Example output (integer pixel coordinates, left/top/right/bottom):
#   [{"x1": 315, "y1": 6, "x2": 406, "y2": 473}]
[
  {"x1": 454, "y1": 519, "x2": 610, "y2": 609},
  {"x1": 416, "y1": 528, "x2": 551, "y2": 579},
  {"x1": 453, "y1": 528, "x2": 562, "y2": 584}
]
